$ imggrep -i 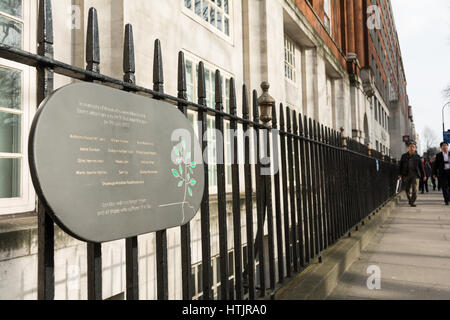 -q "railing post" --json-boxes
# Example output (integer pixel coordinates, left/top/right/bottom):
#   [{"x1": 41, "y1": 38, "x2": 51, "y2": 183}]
[
  {"x1": 37, "y1": 0, "x2": 55, "y2": 301},
  {"x1": 85, "y1": 7, "x2": 102, "y2": 301},
  {"x1": 177, "y1": 52, "x2": 193, "y2": 300},
  {"x1": 304, "y1": 116, "x2": 315, "y2": 260},
  {"x1": 230, "y1": 79, "x2": 243, "y2": 299},
  {"x1": 292, "y1": 112, "x2": 304, "y2": 267},
  {"x1": 279, "y1": 105, "x2": 292, "y2": 278},
  {"x1": 299, "y1": 115, "x2": 311, "y2": 263},
  {"x1": 152, "y1": 39, "x2": 169, "y2": 300},
  {"x1": 366, "y1": 142, "x2": 375, "y2": 213},
  {"x1": 312, "y1": 121, "x2": 324, "y2": 253},
  {"x1": 321, "y1": 125, "x2": 332, "y2": 248},
  {"x1": 257, "y1": 82, "x2": 275, "y2": 290},
  {"x1": 317, "y1": 124, "x2": 328, "y2": 250},
  {"x1": 326, "y1": 127, "x2": 338, "y2": 243},
  {"x1": 242, "y1": 85, "x2": 255, "y2": 299},
  {"x1": 271, "y1": 104, "x2": 285, "y2": 284},
  {"x1": 197, "y1": 62, "x2": 213, "y2": 300},
  {"x1": 123, "y1": 23, "x2": 139, "y2": 301},
  {"x1": 215, "y1": 70, "x2": 229, "y2": 300},
  {"x1": 252, "y1": 89, "x2": 265, "y2": 297},
  {"x1": 285, "y1": 108, "x2": 298, "y2": 271},
  {"x1": 309, "y1": 119, "x2": 320, "y2": 255},
  {"x1": 339, "y1": 128, "x2": 351, "y2": 230}
]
